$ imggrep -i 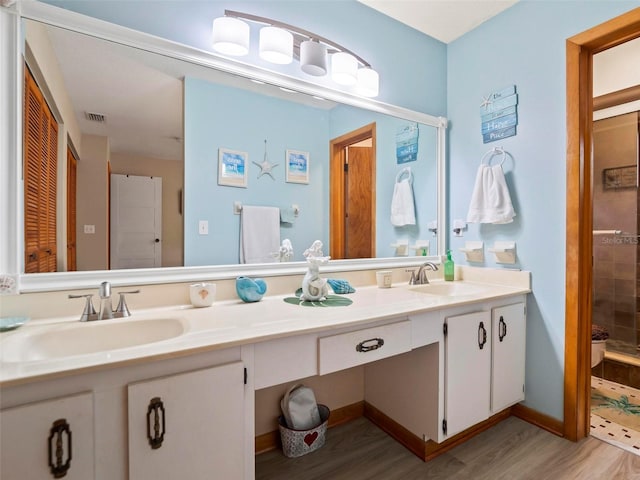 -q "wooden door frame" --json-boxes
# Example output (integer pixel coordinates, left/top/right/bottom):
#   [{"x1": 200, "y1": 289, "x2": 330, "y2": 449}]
[
  {"x1": 329, "y1": 123, "x2": 376, "y2": 259},
  {"x1": 564, "y1": 7, "x2": 640, "y2": 441}
]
